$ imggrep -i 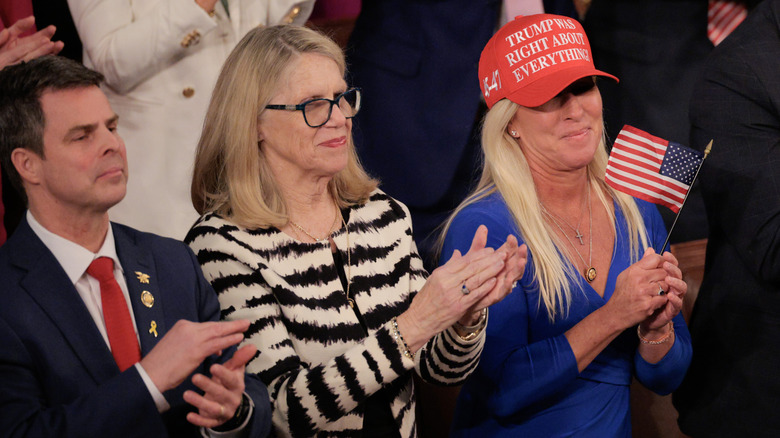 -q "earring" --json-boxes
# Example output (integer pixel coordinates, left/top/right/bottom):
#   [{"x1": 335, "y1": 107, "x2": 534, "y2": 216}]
[{"x1": 510, "y1": 130, "x2": 518, "y2": 137}]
